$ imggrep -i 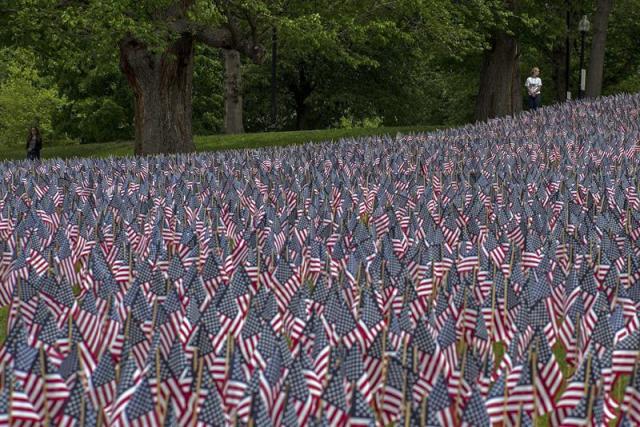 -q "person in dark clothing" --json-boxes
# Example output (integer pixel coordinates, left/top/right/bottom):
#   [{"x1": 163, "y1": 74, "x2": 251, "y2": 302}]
[{"x1": 26, "y1": 127, "x2": 43, "y2": 160}]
